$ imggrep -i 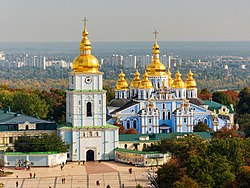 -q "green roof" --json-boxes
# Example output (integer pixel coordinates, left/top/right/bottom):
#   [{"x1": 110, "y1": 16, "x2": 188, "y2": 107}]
[
  {"x1": 58, "y1": 123, "x2": 118, "y2": 130},
  {"x1": 203, "y1": 100, "x2": 234, "y2": 113},
  {"x1": 115, "y1": 148, "x2": 162, "y2": 155},
  {"x1": 119, "y1": 132, "x2": 212, "y2": 142}
]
